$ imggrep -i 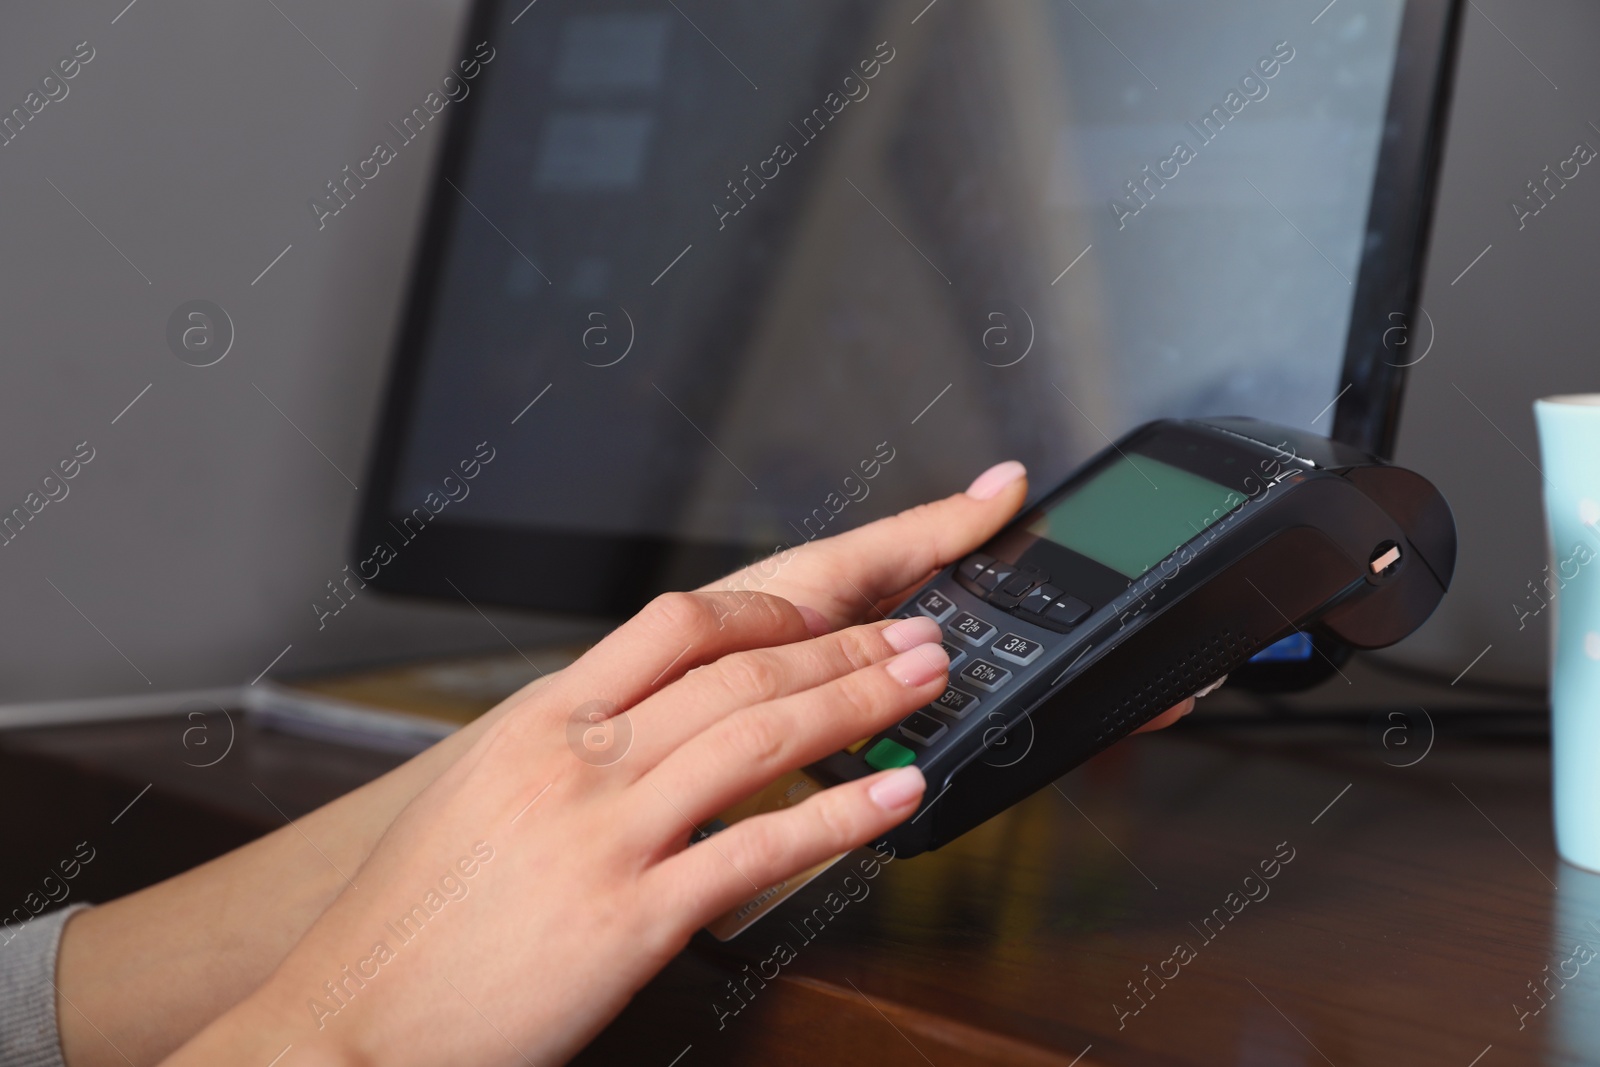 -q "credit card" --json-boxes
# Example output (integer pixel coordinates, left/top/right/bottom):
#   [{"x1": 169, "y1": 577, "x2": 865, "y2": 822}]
[{"x1": 702, "y1": 766, "x2": 849, "y2": 940}]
